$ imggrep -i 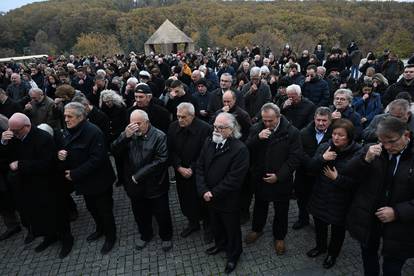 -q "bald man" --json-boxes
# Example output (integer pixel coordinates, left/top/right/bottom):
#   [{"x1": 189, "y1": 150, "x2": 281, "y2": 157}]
[
  {"x1": 111, "y1": 109, "x2": 173, "y2": 252},
  {"x1": 0, "y1": 113, "x2": 73, "y2": 258}
]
